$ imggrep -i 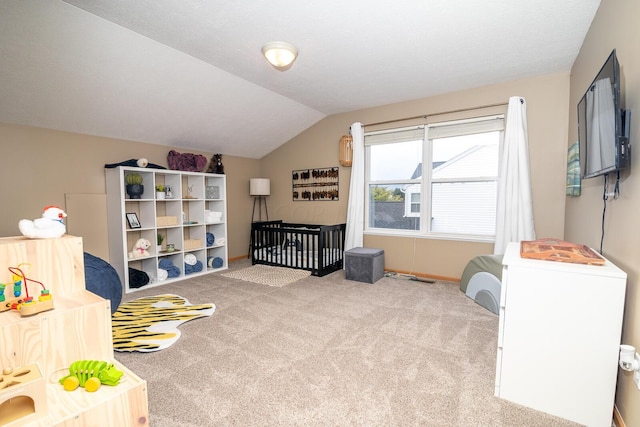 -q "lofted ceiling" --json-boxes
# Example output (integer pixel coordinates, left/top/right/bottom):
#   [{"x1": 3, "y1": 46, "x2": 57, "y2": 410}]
[{"x1": 0, "y1": 0, "x2": 599, "y2": 159}]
